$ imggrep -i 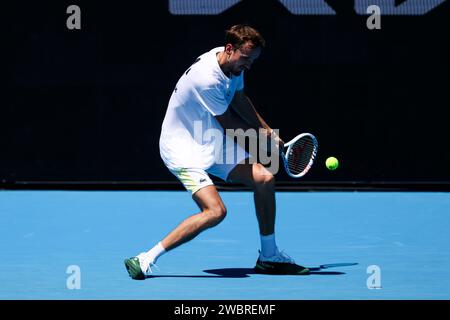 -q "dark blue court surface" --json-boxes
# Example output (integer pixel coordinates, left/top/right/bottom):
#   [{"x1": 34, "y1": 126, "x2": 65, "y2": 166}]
[{"x1": 1, "y1": 191, "x2": 449, "y2": 299}]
